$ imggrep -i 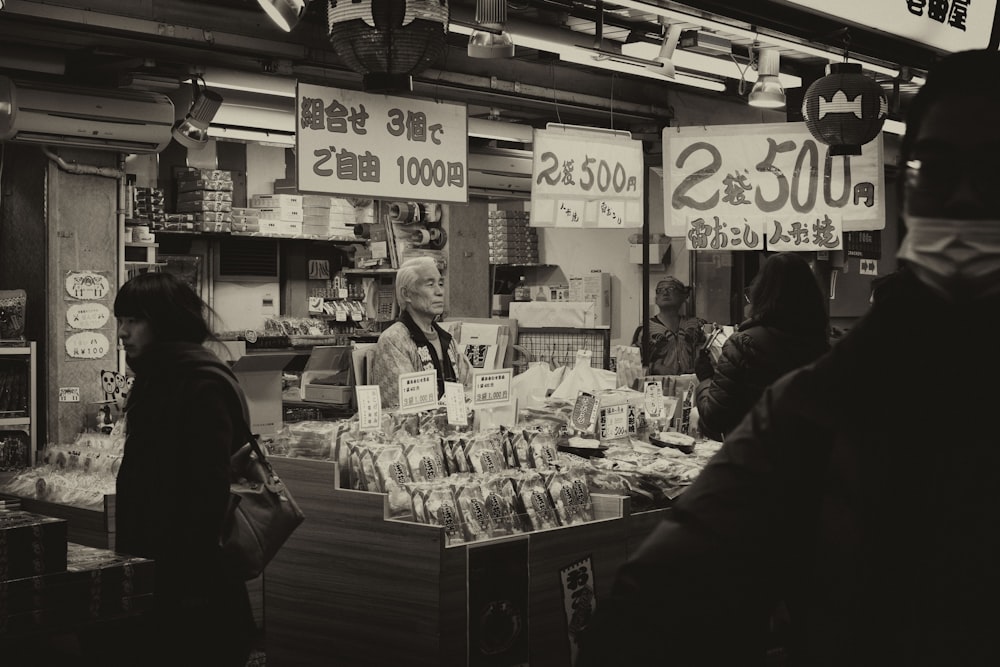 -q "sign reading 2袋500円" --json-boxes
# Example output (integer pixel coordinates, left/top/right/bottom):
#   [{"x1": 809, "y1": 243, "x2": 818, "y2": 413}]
[
  {"x1": 530, "y1": 124, "x2": 644, "y2": 228},
  {"x1": 663, "y1": 122, "x2": 884, "y2": 252},
  {"x1": 296, "y1": 83, "x2": 468, "y2": 203}
]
